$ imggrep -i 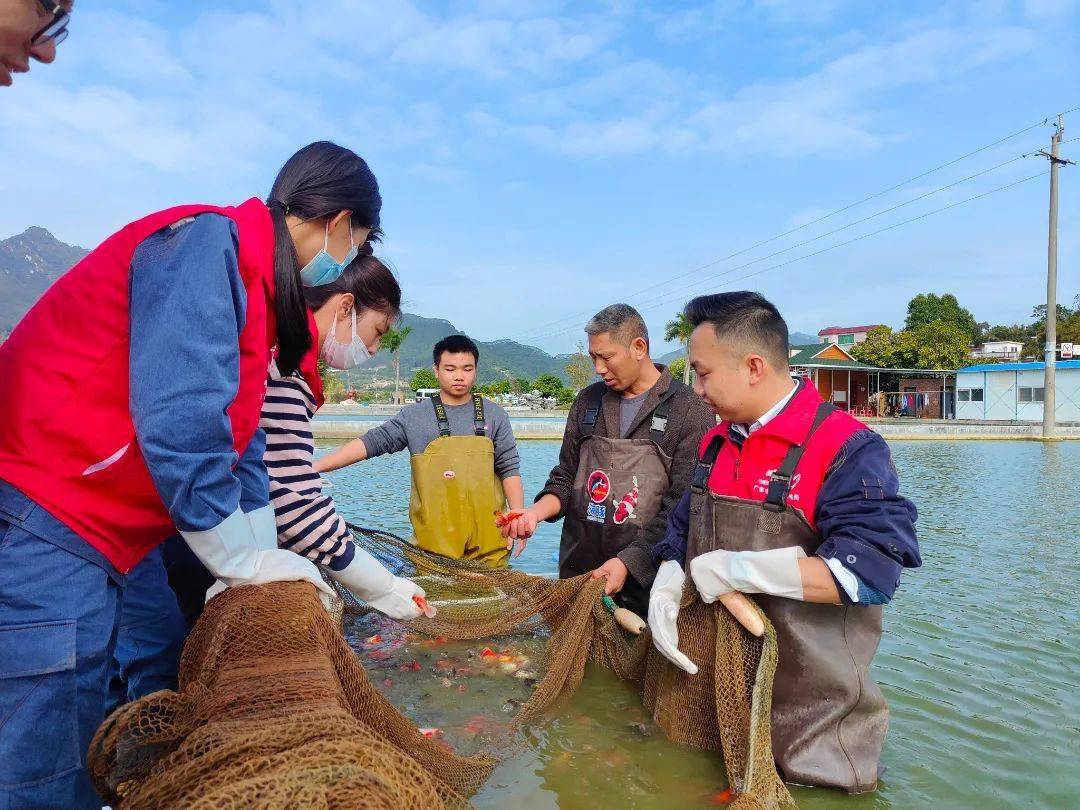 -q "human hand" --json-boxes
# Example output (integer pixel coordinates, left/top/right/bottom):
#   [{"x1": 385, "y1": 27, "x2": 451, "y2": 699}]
[
  {"x1": 648, "y1": 560, "x2": 697, "y2": 674},
  {"x1": 590, "y1": 557, "x2": 628, "y2": 595},
  {"x1": 689, "y1": 546, "x2": 806, "y2": 602}
]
